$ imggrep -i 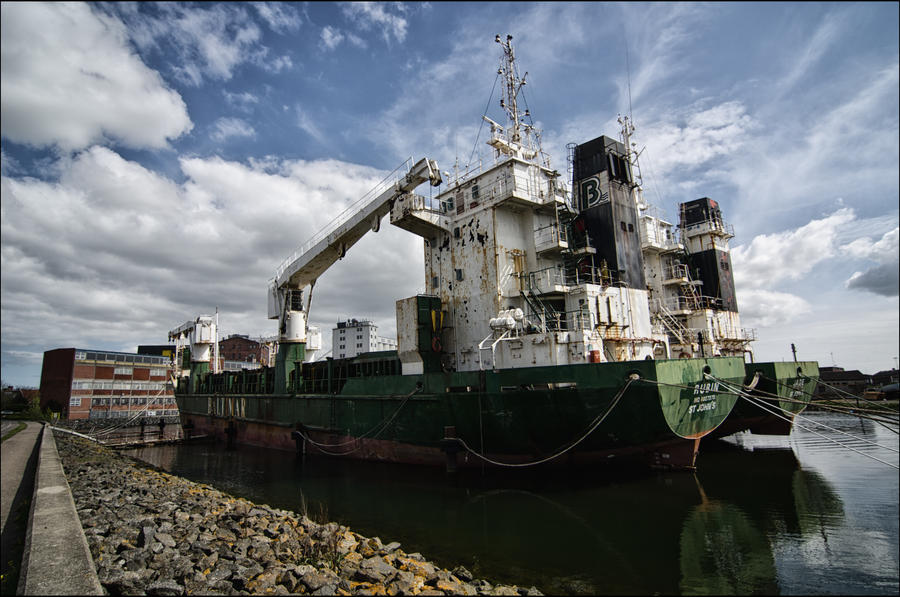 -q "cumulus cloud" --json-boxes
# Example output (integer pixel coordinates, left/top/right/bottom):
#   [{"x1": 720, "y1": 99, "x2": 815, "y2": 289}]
[
  {"x1": 843, "y1": 227, "x2": 899, "y2": 262},
  {"x1": 843, "y1": 227, "x2": 900, "y2": 296},
  {"x1": 0, "y1": 2, "x2": 192, "y2": 151},
  {"x1": 1, "y1": 149, "x2": 426, "y2": 366},
  {"x1": 731, "y1": 208, "x2": 856, "y2": 289},
  {"x1": 735, "y1": 289, "x2": 812, "y2": 328},
  {"x1": 729, "y1": 209, "x2": 899, "y2": 327}
]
